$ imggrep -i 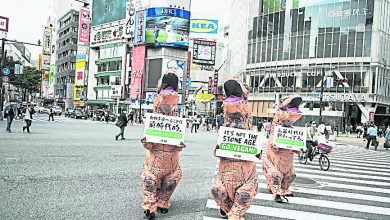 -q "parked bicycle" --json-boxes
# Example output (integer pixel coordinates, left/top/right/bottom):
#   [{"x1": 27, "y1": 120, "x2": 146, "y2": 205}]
[{"x1": 298, "y1": 139, "x2": 332, "y2": 171}]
